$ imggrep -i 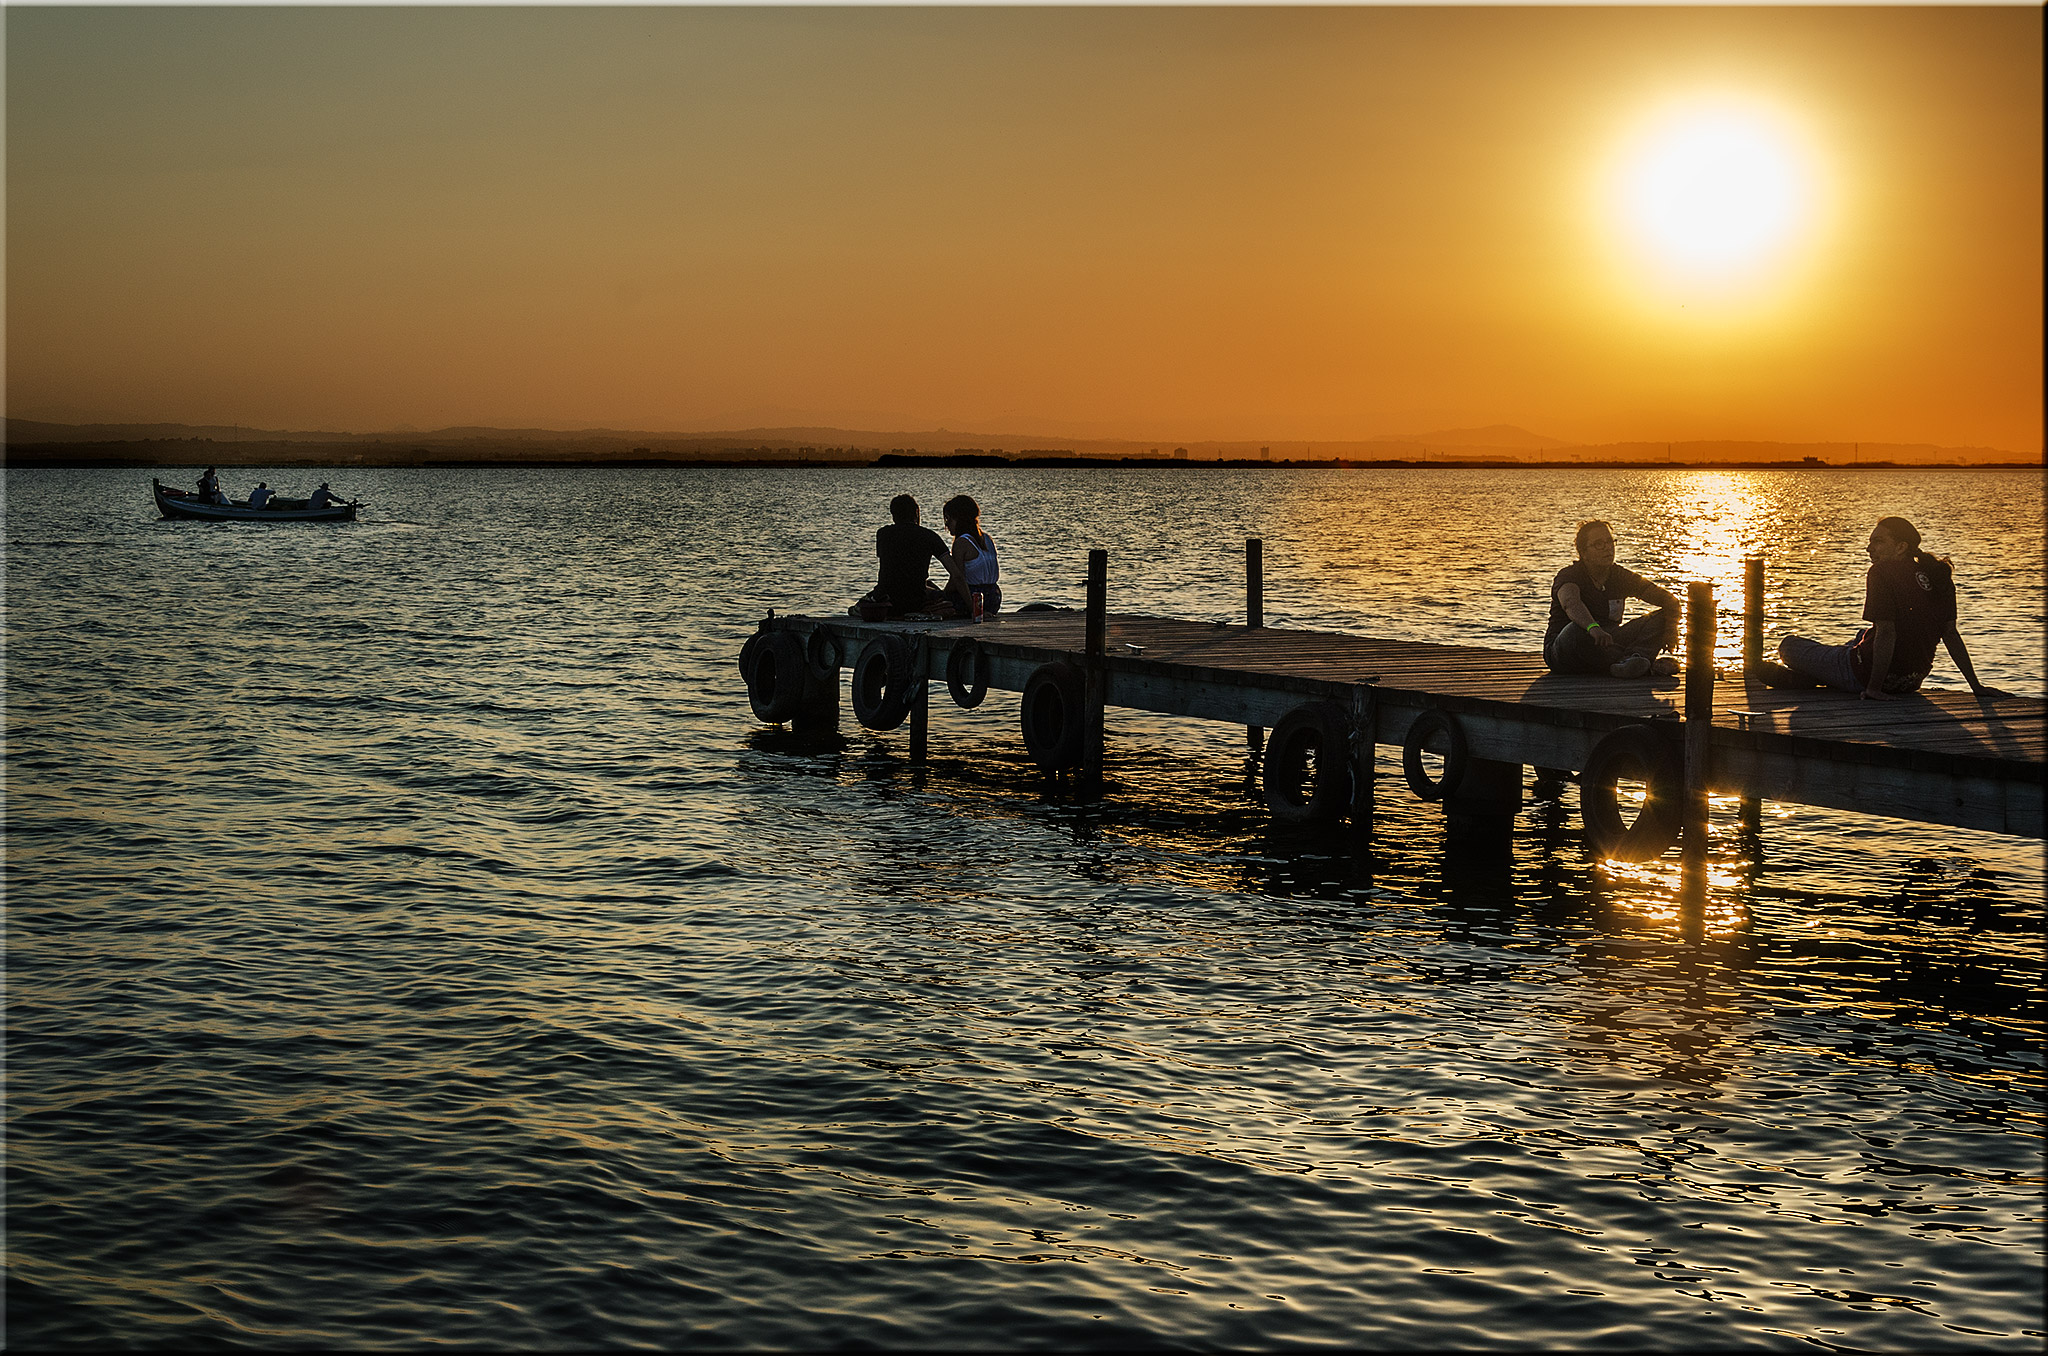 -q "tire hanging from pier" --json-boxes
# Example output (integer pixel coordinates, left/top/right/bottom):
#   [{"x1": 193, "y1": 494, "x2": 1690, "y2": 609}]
[
  {"x1": 806, "y1": 628, "x2": 842, "y2": 681},
  {"x1": 946, "y1": 638, "x2": 990, "y2": 709},
  {"x1": 1020, "y1": 661, "x2": 1085, "y2": 771},
  {"x1": 741, "y1": 630, "x2": 807, "y2": 724},
  {"x1": 851, "y1": 634, "x2": 917, "y2": 731},
  {"x1": 1579, "y1": 724, "x2": 1685, "y2": 861},
  {"x1": 1401, "y1": 708, "x2": 1470, "y2": 801},
  {"x1": 1263, "y1": 700, "x2": 1354, "y2": 824}
]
